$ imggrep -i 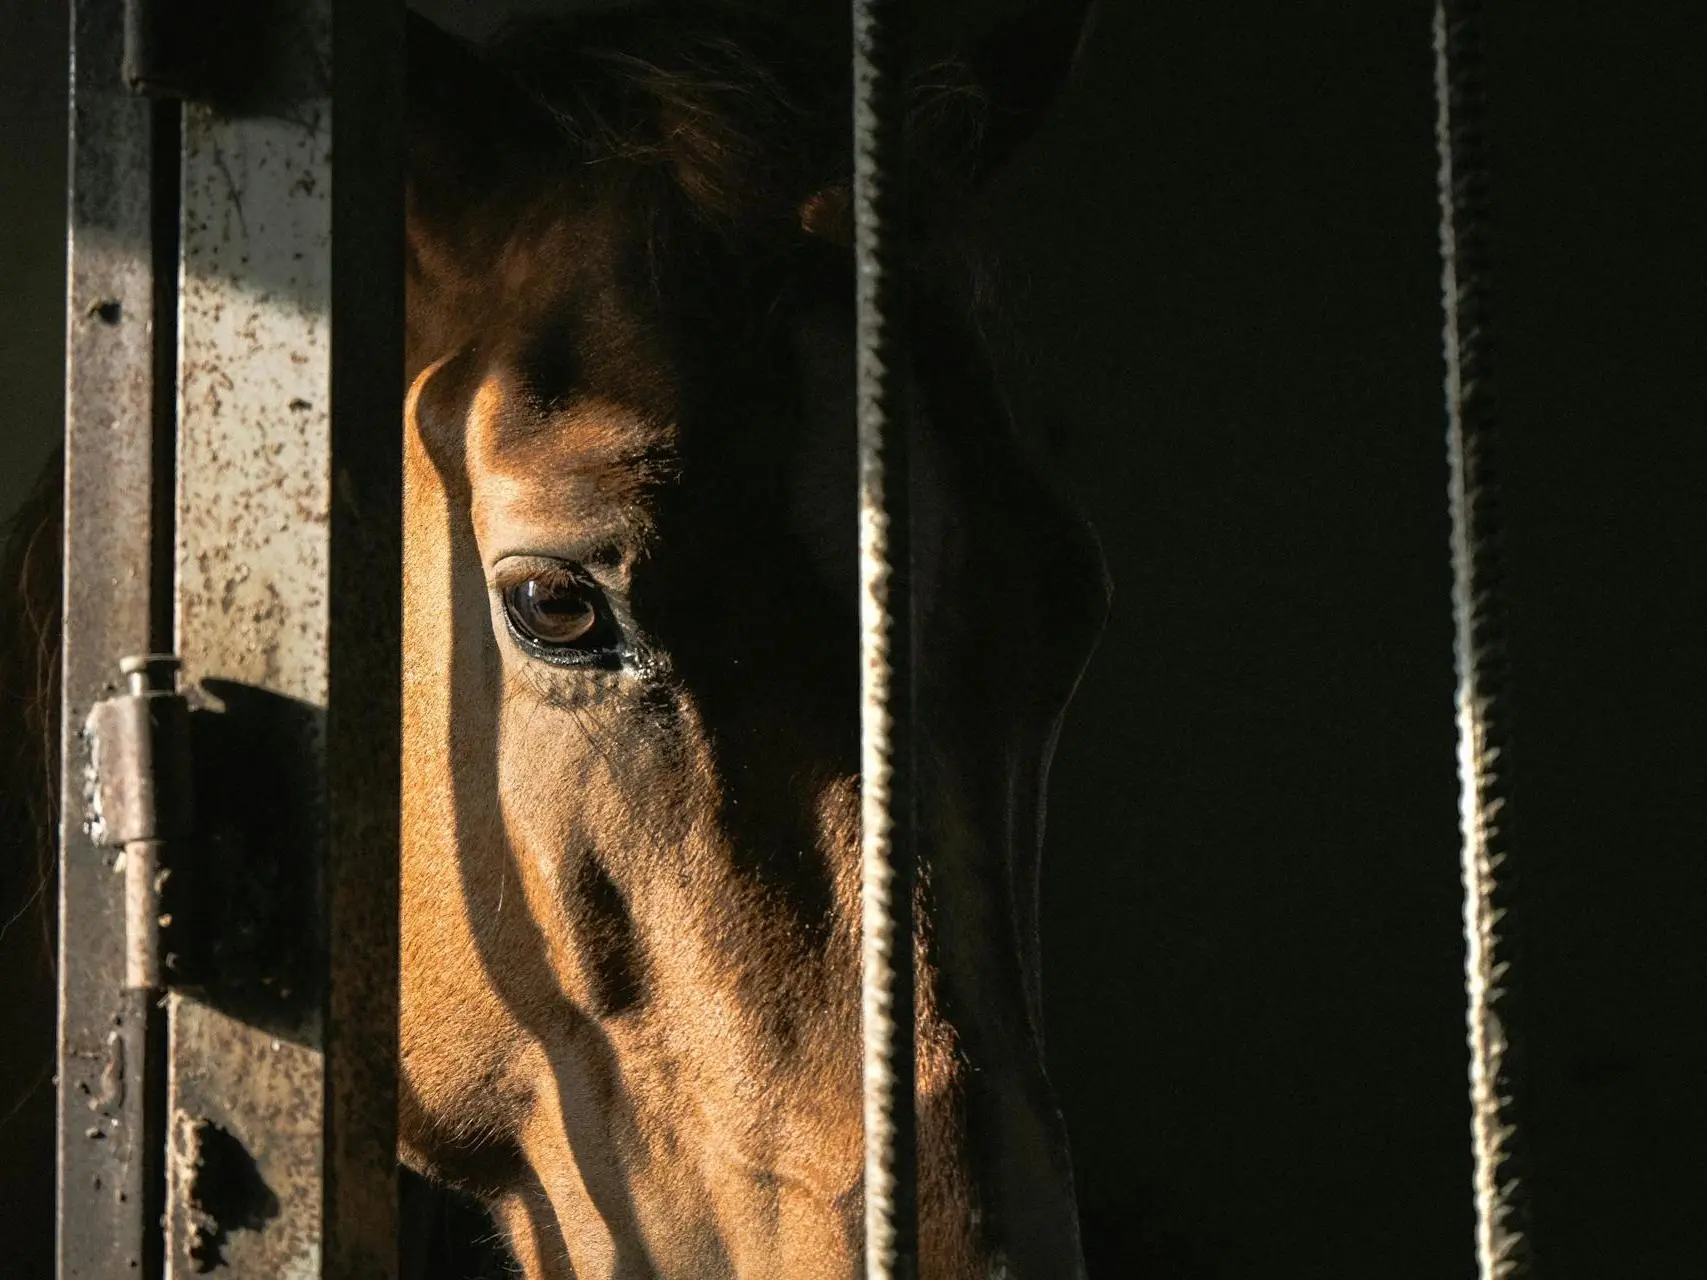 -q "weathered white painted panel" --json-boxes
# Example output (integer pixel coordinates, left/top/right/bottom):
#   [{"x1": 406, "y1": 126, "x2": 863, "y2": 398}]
[
  {"x1": 177, "y1": 103, "x2": 333, "y2": 704},
  {"x1": 170, "y1": 16, "x2": 334, "y2": 1274}
]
